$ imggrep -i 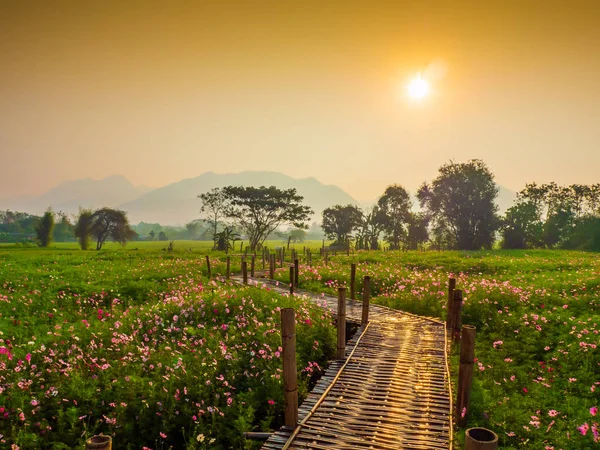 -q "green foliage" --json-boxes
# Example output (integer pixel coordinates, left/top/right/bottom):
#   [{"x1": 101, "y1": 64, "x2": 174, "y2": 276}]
[
  {"x1": 377, "y1": 184, "x2": 412, "y2": 249},
  {"x1": 221, "y1": 185, "x2": 313, "y2": 250},
  {"x1": 90, "y1": 208, "x2": 136, "y2": 250},
  {"x1": 74, "y1": 209, "x2": 94, "y2": 250},
  {"x1": 418, "y1": 159, "x2": 500, "y2": 250},
  {"x1": 35, "y1": 209, "x2": 55, "y2": 247},
  {"x1": 53, "y1": 212, "x2": 74, "y2": 242},
  {"x1": 321, "y1": 204, "x2": 362, "y2": 246},
  {"x1": 501, "y1": 202, "x2": 544, "y2": 249},
  {"x1": 158, "y1": 230, "x2": 168, "y2": 241}
]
